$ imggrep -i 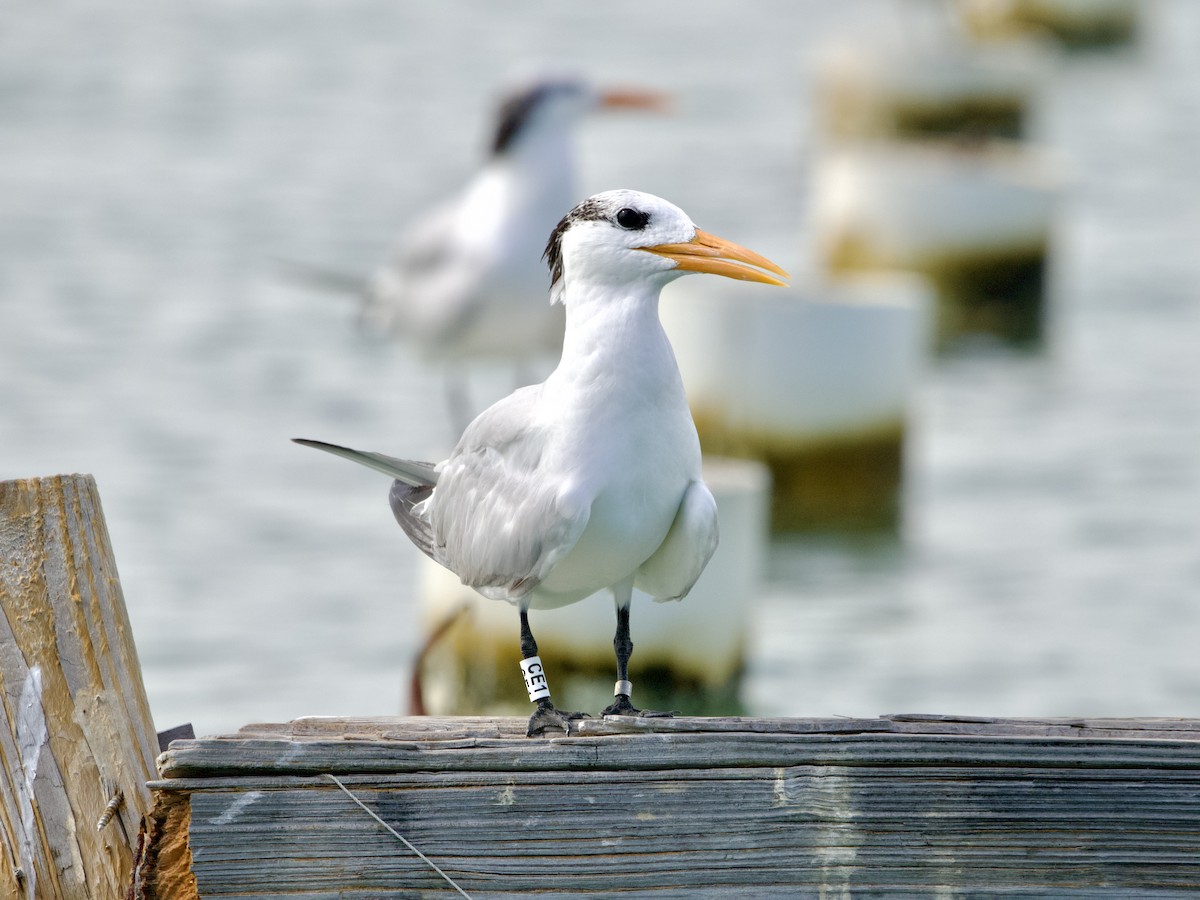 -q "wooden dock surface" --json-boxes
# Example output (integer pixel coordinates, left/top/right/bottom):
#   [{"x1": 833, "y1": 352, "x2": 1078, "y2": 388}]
[{"x1": 140, "y1": 713, "x2": 1200, "y2": 897}]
